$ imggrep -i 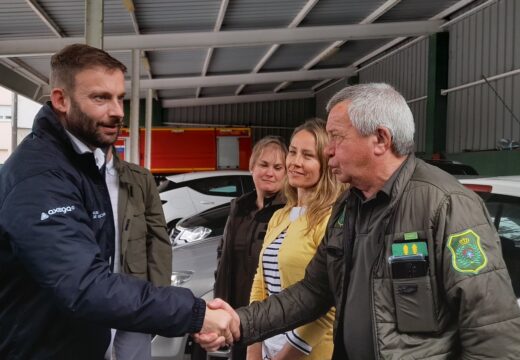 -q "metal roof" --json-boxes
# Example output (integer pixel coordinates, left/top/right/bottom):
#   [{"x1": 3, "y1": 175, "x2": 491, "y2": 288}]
[{"x1": 0, "y1": 0, "x2": 486, "y2": 108}]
